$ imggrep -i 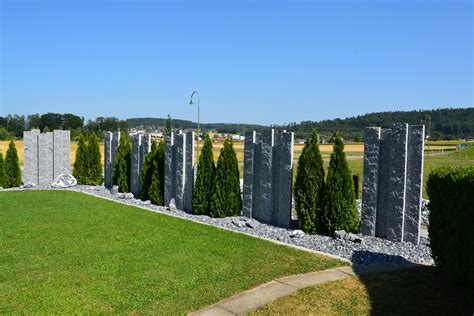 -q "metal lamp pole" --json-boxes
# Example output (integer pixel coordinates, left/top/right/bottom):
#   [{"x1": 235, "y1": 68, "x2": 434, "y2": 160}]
[{"x1": 189, "y1": 90, "x2": 200, "y2": 161}]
